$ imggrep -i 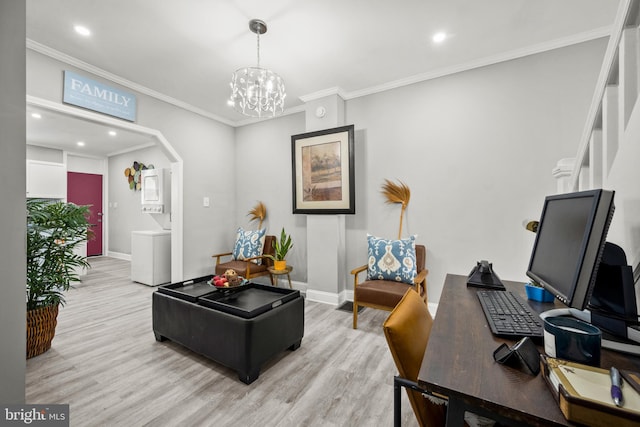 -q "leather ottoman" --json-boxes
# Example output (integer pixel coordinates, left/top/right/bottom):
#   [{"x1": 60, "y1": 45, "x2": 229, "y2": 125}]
[{"x1": 152, "y1": 278, "x2": 304, "y2": 384}]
